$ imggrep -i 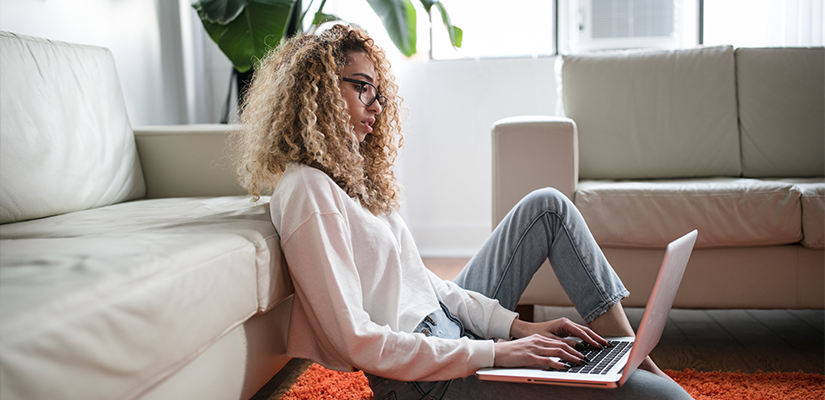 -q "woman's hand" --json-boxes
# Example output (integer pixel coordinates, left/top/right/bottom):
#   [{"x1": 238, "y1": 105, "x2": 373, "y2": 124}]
[
  {"x1": 493, "y1": 334, "x2": 587, "y2": 370},
  {"x1": 510, "y1": 317, "x2": 609, "y2": 350},
  {"x1": 492, "y1": 318, "x2": 611, "y2": 370}
]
